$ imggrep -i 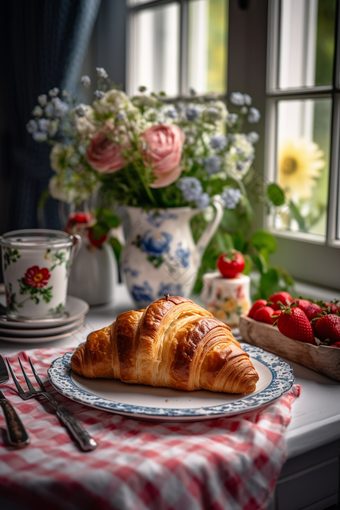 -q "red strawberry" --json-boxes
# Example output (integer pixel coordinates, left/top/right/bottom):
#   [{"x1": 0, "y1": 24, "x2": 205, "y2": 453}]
[
  {"x1": 268, "y1": 291, "x2": 292, "y2": 310},
  {"x1": 323, "y1": 302, "x2": 340, "y2": 314},
  {"x1": 276, "y1": 306, "x2": 315, "y2": 344},
  {"x1": 293, "y1": 299, "x2": 323, "y2": 321},
  {"x1": 253, "y1": 306, "x2": 276, "y2": 324},
  {"x1": 314, "y1": 314, "x2": 340, "y2": 343},
  {"x1": 87, "y1": 228, "x2": 107, "y2": 248},
  {"x1": 248, "y1": 299, "x2": 267, "y2": 319},
  {"x1": 331, "y1": 341, "x2": 340, "y2": 348}
]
